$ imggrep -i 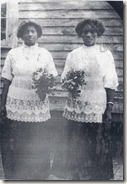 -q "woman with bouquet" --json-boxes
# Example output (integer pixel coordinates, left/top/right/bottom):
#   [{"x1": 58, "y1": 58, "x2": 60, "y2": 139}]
[
  {"x1": 0, "y1": 21, "x2": 57, "y2": 180},
  {"x1": 52, "y1": 18, "x2": 118, "y2": 180}
]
